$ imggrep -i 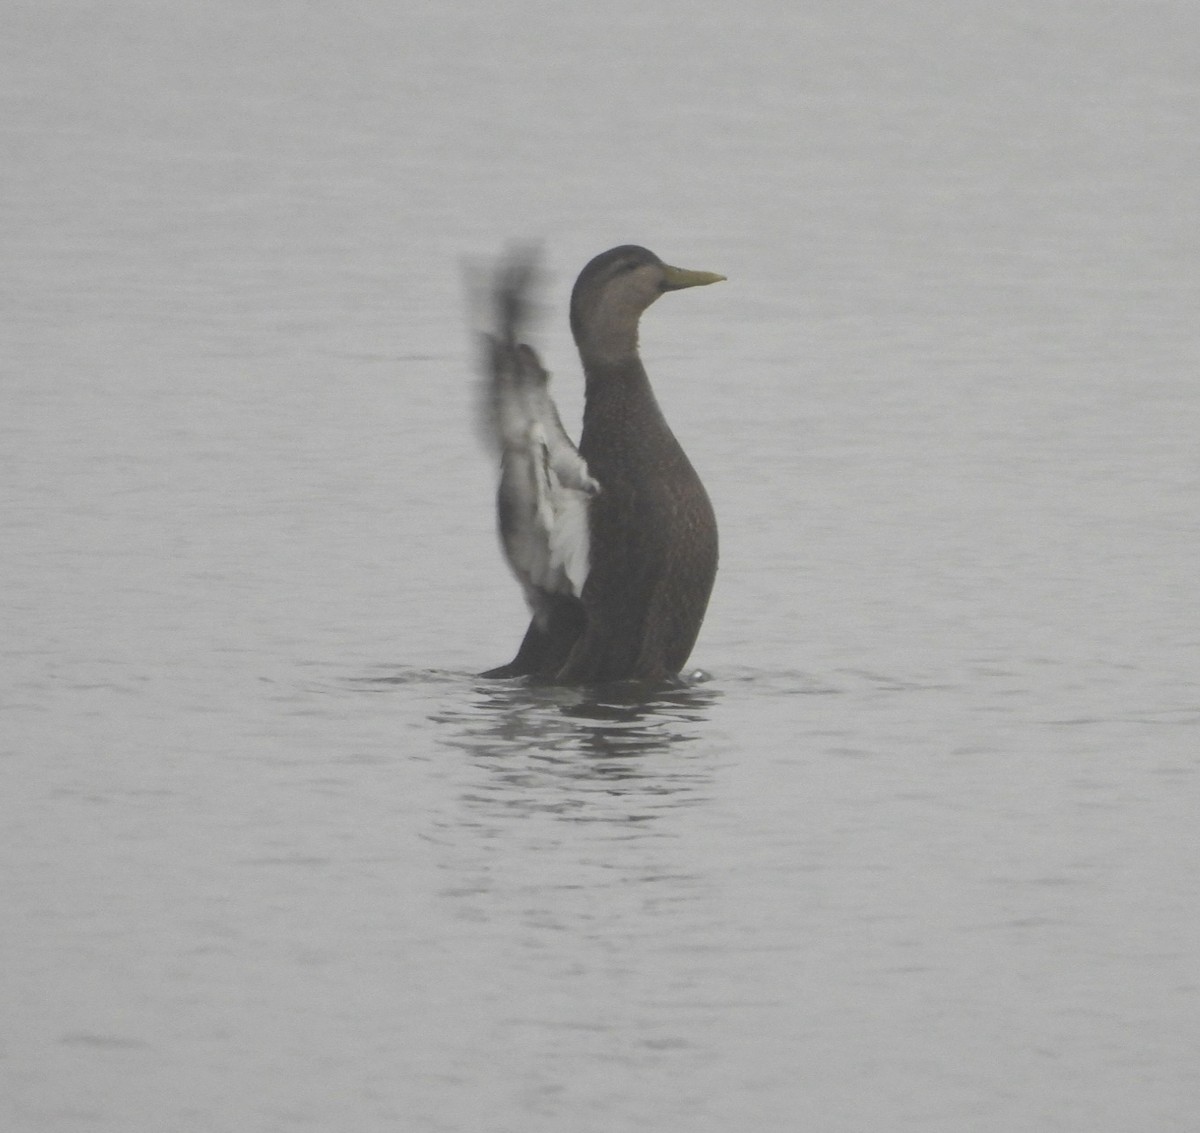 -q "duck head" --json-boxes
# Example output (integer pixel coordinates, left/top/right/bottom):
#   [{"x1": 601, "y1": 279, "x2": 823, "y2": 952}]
[{"x1": 569, "y1": 245, "x2": 724, "y2": 365}]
